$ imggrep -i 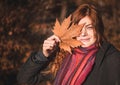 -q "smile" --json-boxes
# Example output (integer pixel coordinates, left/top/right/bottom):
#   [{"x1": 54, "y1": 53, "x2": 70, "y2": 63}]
[{"x1": 80, "y1": 38, "x2": 90, "y2": 42}]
